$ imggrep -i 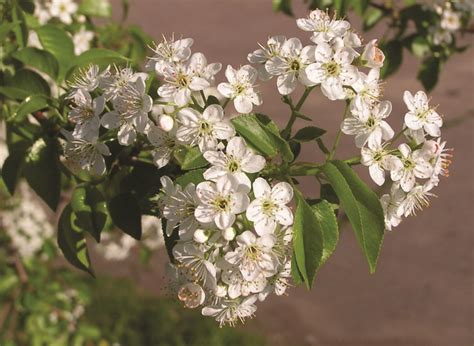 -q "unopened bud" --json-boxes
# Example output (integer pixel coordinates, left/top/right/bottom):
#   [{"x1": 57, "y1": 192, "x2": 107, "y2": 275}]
[
  {"x1": 361, "y1": 39, "x2": 385, "y2": 69},
  {"x1": 193, "y1": 229, "x2": 209, "y2": 243},
  {"x1": 158, "y1": 114, "x2": 174, "y2": 132},
  {"x1": 222, "y1": 227, "x2": 236, "y2": 241}
]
